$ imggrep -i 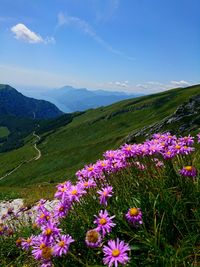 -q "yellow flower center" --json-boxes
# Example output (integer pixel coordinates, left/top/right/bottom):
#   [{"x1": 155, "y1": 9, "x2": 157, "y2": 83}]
[
  {"x1": 40, "y1": 243, "x2": 46, "y2": 249},
  {"x1": 88, "y1": 167, "x2": 94, "y2": 171},
  {"x1": 101, "y1": 163, "x2": 106, "y2": 167},
  {"x1": 175, "y1": 145, "x2": 181, "y2": 149},
  {"x1": 130, "y1": 207, "x2": 139, "y2": 216},
  {"x1": 166, "y1": 151, "x2": 171, "y2": 155},
  {"x1": 32, "y1": 223, "x2": 37, "y2": 228},
  {"x1": 86, "y1": 230, "x2": 99, "y2": 243},
  {"x1": 40, "y1": 213, "x2": 45, "y2": 219},
  {"x1": 16, "y1": 238, "x2": 22, "y2": 245},
  {"x1": 103, "y1": 191, "x2": 108, "y2": 196},
  {"x1": 112, "y1": 249, "x2": 120, "y2": 257},
  {"x1": 45, "y1": 228, "x2": 52, "y2": 235},
  {"x1": 41, "y1": 246, "x2": 53, "y2": 259},
  {"x1": 58, "y1": 240, "x2": 65, "y2": 247},
  {"x1": 185, "y1": 166, "x2": 192, "y2": 171},
  {"x1": 126, "y1": 146, "x2": 132, "y2": 151},
  {"x1": 27, "y1": 238, "x2": 32, "y2": 244},
  {"x1": 99, "y1": 218, "x2": 107, "y2": 225},
  {"x1": 71, "y1": 189, "x2": 77, "y2": 195},
  {"x1": 84, "y1": 182, "x2": 89, "y2": 187},
  {"x1": 59, "y1": 206, "x2": 64, "y2": 211}
]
